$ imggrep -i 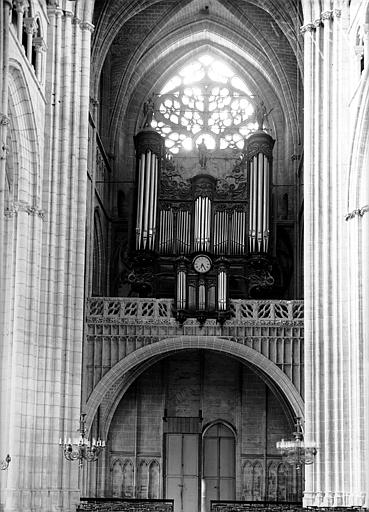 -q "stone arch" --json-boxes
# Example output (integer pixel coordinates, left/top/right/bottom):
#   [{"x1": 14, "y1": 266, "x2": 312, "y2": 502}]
[
  {"x1": 347, "y1": 66, "x2": 369, "y2": 210},
  {"x1": 8, "y1": 61, "x2": 40, "y2": 205},
  {"x1": 85, "y1": 336, "x2": 304, "y2": 434},
  {"x1": 92, "y1": 207, "x2": 105, "y2": 296}
]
